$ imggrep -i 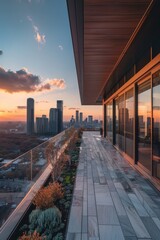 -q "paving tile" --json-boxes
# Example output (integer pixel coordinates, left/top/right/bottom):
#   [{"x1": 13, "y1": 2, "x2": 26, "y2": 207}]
[
  {"x1": 152, "y1": 217, "x2": 160, "y2": 230},
  {"x1": 119, "y1": 215, "x2": 136, "y2": 237},
  {"x1": 66, "y1": 233, "x2": 81, "y2": 240},
  {"x1": 83, "y1": 199, "x2": 87, "y2": 216},
  {"x1": 128, "y1": 193, "x2": 149, "y2": 217},
  {"x1": 133, "y1": 188, "x2": 157, "y2": 217},
  {"x1": 82, "y1": 216, "x2": 88, "y2": 233},
  {"x1": 72, "y1": 190, "x2": 83, "y2": 206},
  {"x1": 88, "y1": 194, "x2": 96, "y2": 216},
  {"x1": 82, "y1": 233, "x2": 88, "y2": 240},
  {"x1": 89, "y1": 238, "x2": 99, "y2": 240},
  {"x1": 114, "y1": 182, "x2": 132, "y2": 206},
  {"x1": 97, "y1": 205, "x2": 119, "y2": 225},
  {"x1": 67, "y1": 206, "x2": 82, "y2": 233},
  {"x1": 124, "y1": 203, "x2": 151, "y2": 239},
  {"x1": 88, "y1": 216, "x2": 99, "y2": 238},
  {"x1": 141, "y1": 217, "x2": 160, "y2": 240},
  {"x1": 111, "y1": 191, "x2": 126, "y2": 216},
  {"x1": 124, "y1": 237, "x2": 138, "y2": 240},
  {"x1": 99, "y1": 225, "x2": 125, "y2": 240},
  {"x1": 66, "y1": 132, "x2": 160, "y2": 240}
]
